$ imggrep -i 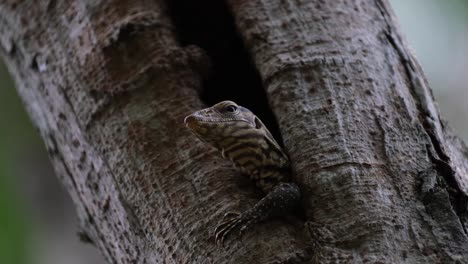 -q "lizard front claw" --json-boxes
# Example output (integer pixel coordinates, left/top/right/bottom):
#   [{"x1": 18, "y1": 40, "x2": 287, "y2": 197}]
[
  {"x1": 213, "y1": 183, "x2": 301, "y2": 246},
  {"x1": 214, "y1": 212, "x2": 251, "y2": 246}
]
